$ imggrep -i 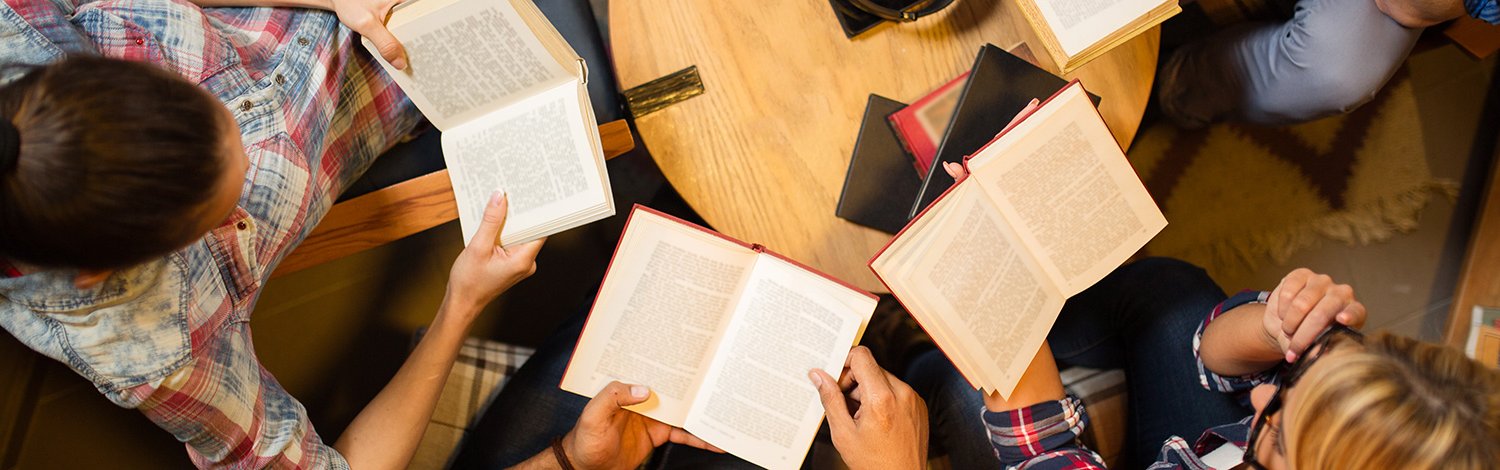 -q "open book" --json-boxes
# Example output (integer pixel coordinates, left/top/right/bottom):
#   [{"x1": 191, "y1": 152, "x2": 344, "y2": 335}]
[
  {"x1": 364, "y1": 0, "x2": 613, "y2": 246},
  {"x1": 563, "y1": 206, "x2": 877, "y2": 470},
  {"x1": 869, "y1": 81, "x2": 1166, "y2": 398},
  {"x1": 1015, "y1": 0, "x2": 1180, "y2": 73}
]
